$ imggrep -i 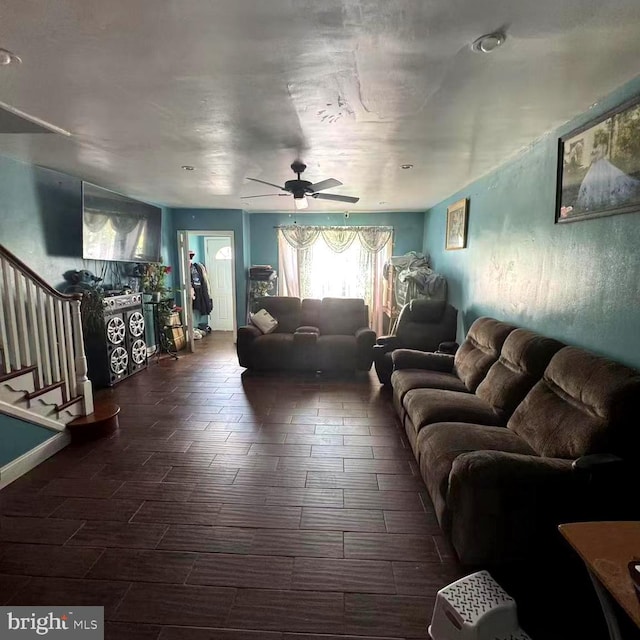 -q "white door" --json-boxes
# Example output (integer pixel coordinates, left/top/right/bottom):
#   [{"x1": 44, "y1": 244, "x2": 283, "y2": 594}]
[{"x1": 205, "y1": 236, "x2": 234, "y2": 331}]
